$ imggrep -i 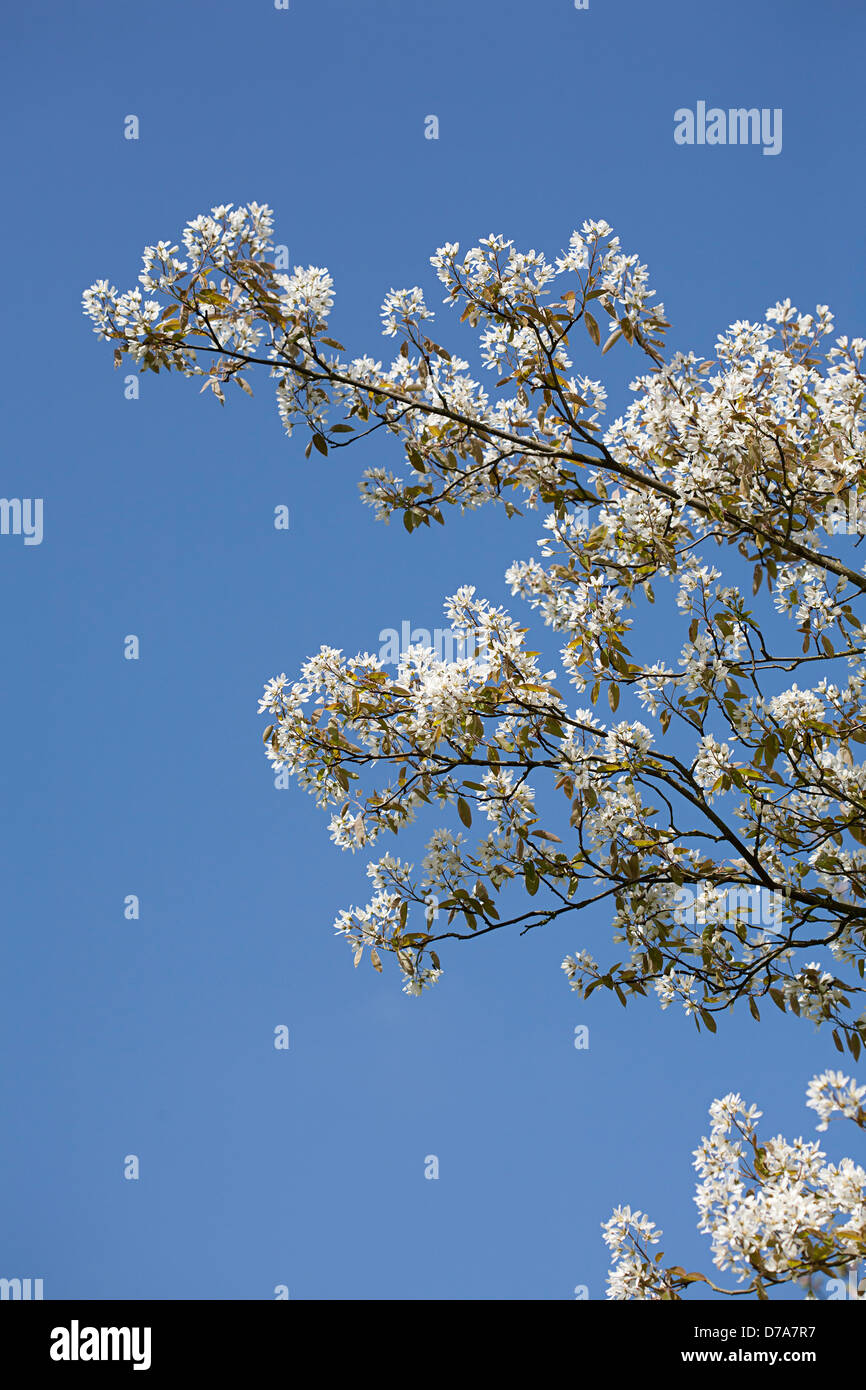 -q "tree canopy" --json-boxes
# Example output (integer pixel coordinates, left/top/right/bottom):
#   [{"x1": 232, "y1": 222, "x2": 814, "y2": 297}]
[{"x1": 82, "y1": 200, "x2": 866, "y2": 1300}]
